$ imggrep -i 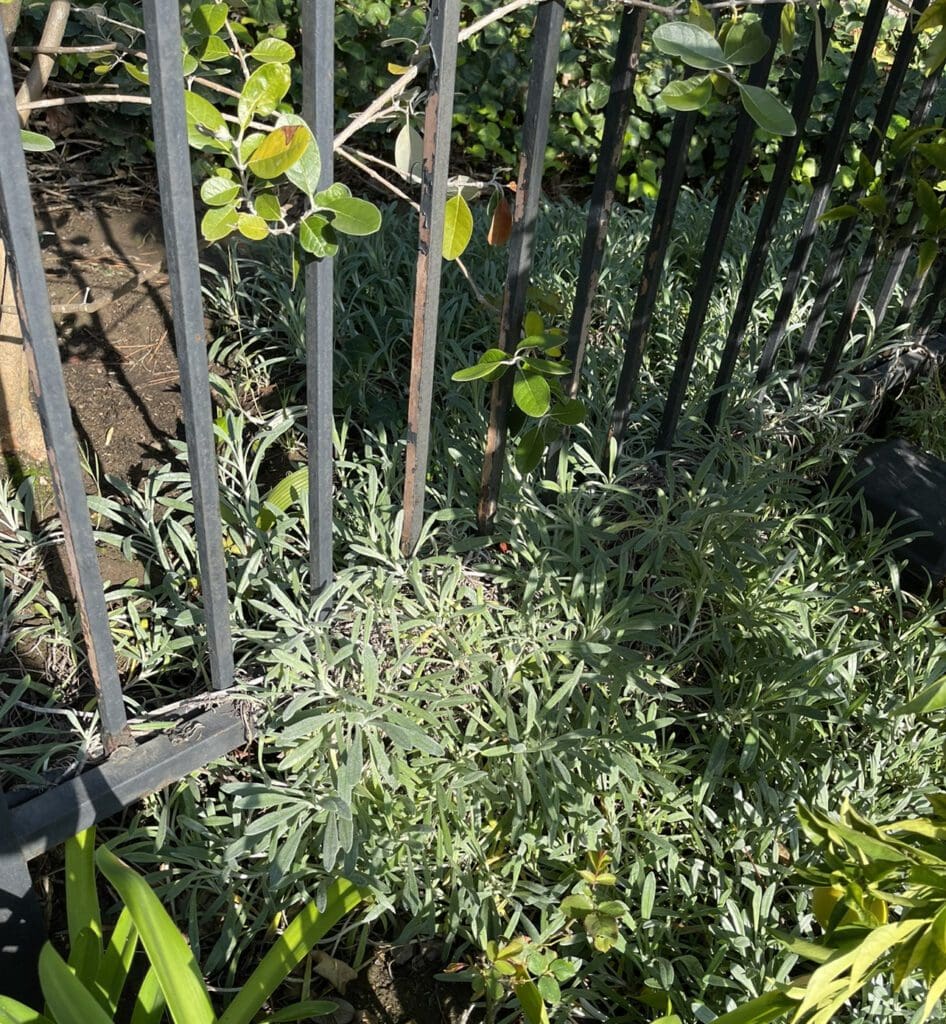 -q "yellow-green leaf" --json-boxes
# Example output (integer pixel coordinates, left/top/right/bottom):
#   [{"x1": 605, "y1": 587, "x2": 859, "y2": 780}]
[
  {"x1": 442, "y1": 194, "x2": 473, "y2": 260},
  {"x1": 248, "y1": 124, "x2": 312, "y2": 180},
  {"x1": 238, "y1": 213, "x2": 269, "y2": 240}
]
